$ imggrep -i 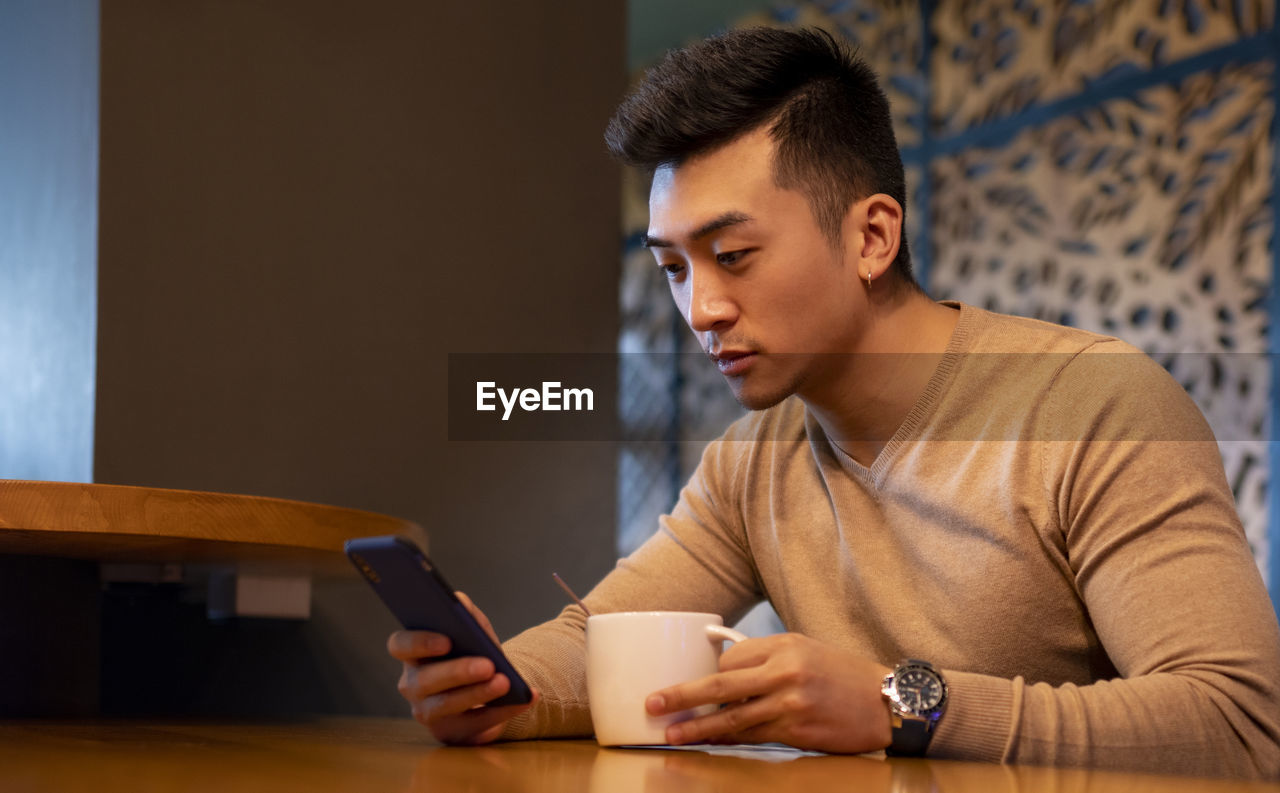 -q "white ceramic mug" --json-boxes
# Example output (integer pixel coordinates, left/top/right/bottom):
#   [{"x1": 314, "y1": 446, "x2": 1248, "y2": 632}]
[{"x1": 586, "y1": 611, "x2": 748, "y2": 746}]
